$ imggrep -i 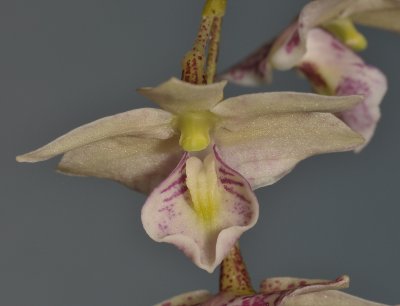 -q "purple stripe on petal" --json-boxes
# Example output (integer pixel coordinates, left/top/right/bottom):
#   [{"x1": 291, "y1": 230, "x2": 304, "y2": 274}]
[
  {"x1": 223, "y1": 185, "x2": 251, "y2": 204},
  {"x1": 220, "y1": 178, "x2": 244, "y2": 187},
  {"x1": 161, "y1": 174, "x2": 187, "y2": 193},
  {"x1": 163, "y1": 186, "x2": 188, "y2": 202}
]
